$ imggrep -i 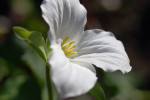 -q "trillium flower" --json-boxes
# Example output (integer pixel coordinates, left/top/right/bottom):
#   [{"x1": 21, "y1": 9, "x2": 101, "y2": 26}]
[{"x1": 41, "y1": 0, "x2": 132, "y2": 99}]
